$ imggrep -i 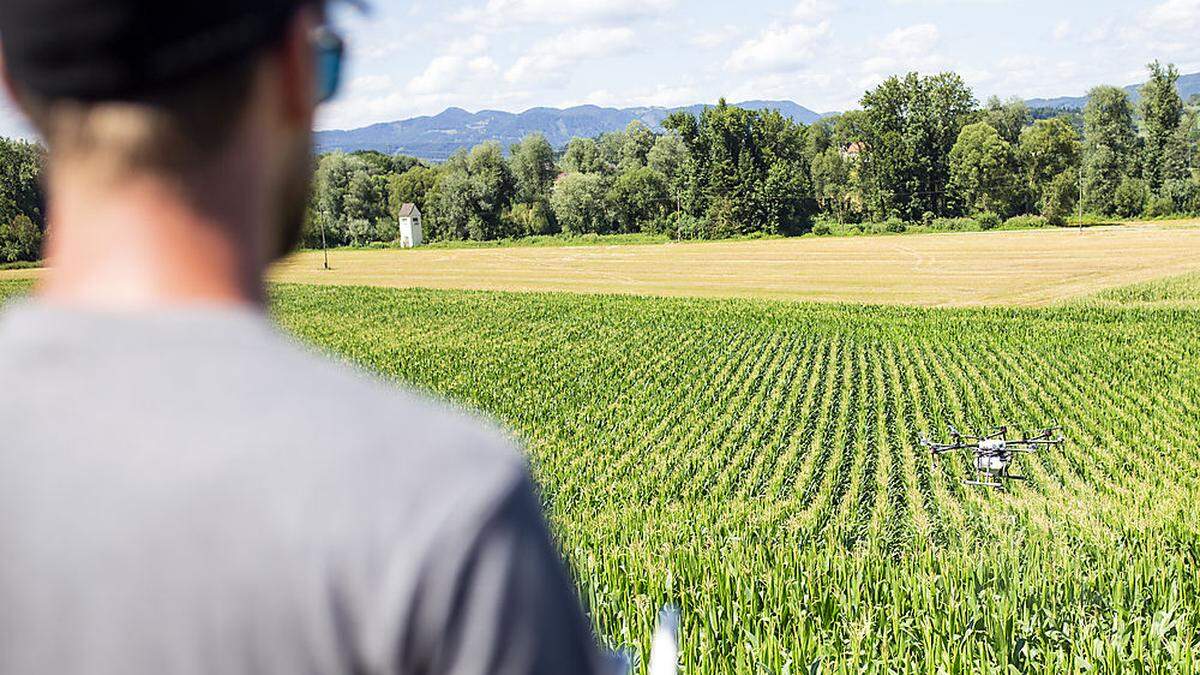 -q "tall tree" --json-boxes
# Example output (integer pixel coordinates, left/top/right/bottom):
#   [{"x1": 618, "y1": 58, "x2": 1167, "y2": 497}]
[
  {"x1": 425, "y1": 143, "x2": 516, "y2": 241},
  {"x1": 0, "y1": 139, "x2": 45, "y2": 229},
  {"x1": 619, "y1": 121, "x2": 656, "y2": 172},
  {"x1": 509, "y1": 133, "x2": 558, "y2": 206},
  {"x1": 810, "y1": 147, "x2": 854, "y2": 222},
  {"x1": 1139, "y1": 61, "x2": 1187, "y2": 191},
  {"x1": 982, "y1": 96, "x2": 1032, "y2": 145},
  {"x1": 1082, "y1": 86, "x2": 1139, "y2": 215},
  {"x1": 561, "y1": 138, "x2": 604, "y2": 174},
  {"x1": 344, "y1": 169, "x2": 389, "y2": 224},
  {"x1": 664, "y1": 100, "x2": 814, "y2": 236},
  {"x1": 647, "y1": 133, "x2": 687, "y2": 184},
  {"x1": 0, "y1": 214, "x2": 41, "y2": 263},
  {"x1": 388, "y1": 166, "x2": 438, "y2": 218},
  {"x1": 607, "y1": 167, "x2": 670, "y2": 233},
  {"x1": 949, "y1": 122, "x2": 1021, "y2": 217},
  {"x1": 550, "y1": 173, "x2": 609, "y2": 235},
  {"x1": 859, "y1": 72, "x2": 978, "y2": 220},
  {"x1": 1019, "y1": 117, "x2": 1082, "y2": 211},
  {"x1": 466, "y1": 142, "x2": 516, "y2": 240}
]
